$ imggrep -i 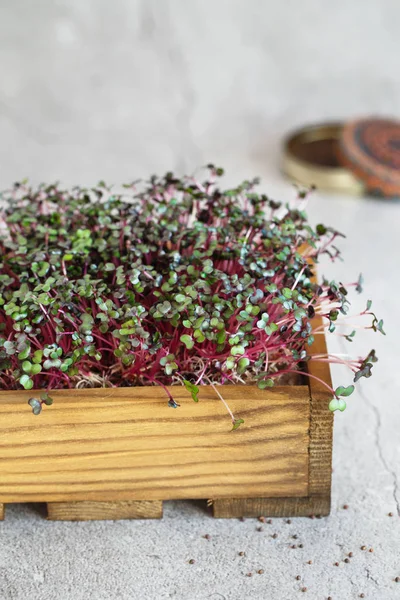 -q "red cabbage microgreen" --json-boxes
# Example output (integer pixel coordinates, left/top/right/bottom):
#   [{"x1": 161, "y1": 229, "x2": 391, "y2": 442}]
[{"x1": 0, "y1": 167, "x2": 384, "y2": 428}]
